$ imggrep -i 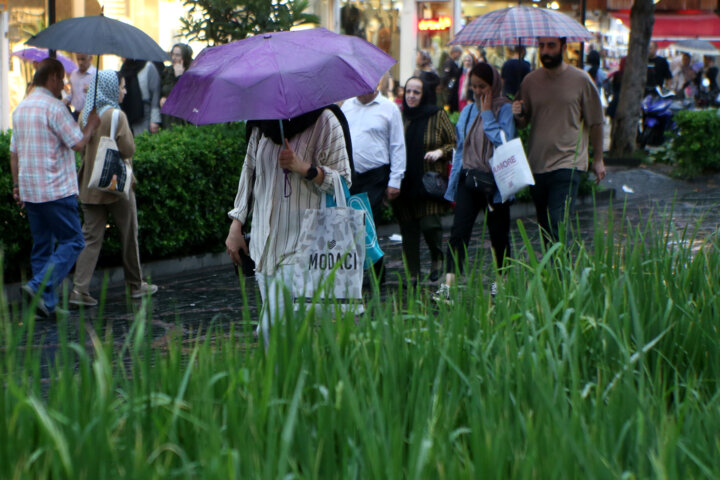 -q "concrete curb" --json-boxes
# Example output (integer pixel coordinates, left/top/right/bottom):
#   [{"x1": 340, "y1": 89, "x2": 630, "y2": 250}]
[{"x1": 3, "y1": 188, "x2": 616, "y2": 303}]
